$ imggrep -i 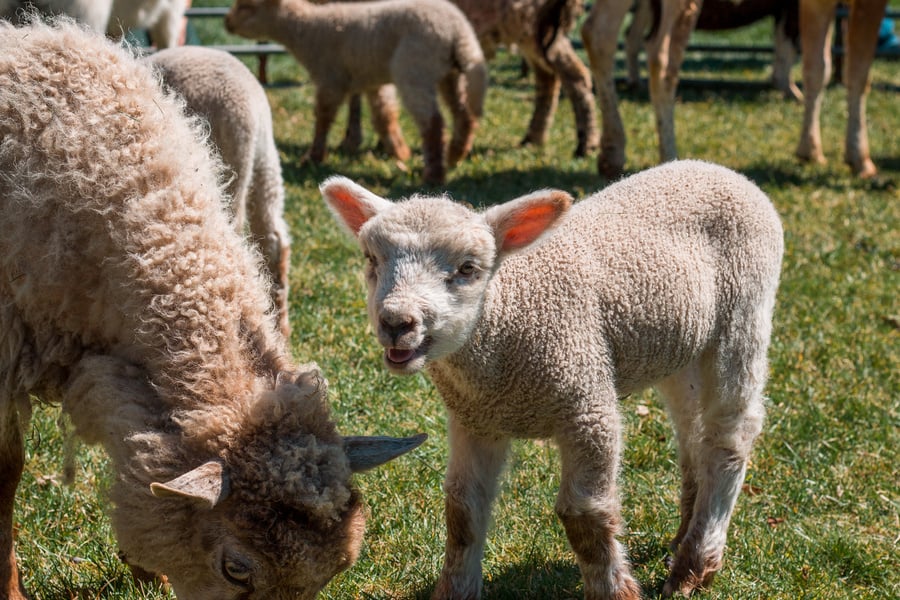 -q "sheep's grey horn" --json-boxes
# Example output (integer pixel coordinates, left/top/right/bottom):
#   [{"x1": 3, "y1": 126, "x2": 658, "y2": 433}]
[
  {"x1": 150, "y1": 460, "x2": 230, "y2": 509},
  {"x1": 343, "y1": 433, "x2": 428, "y2": 472}
]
